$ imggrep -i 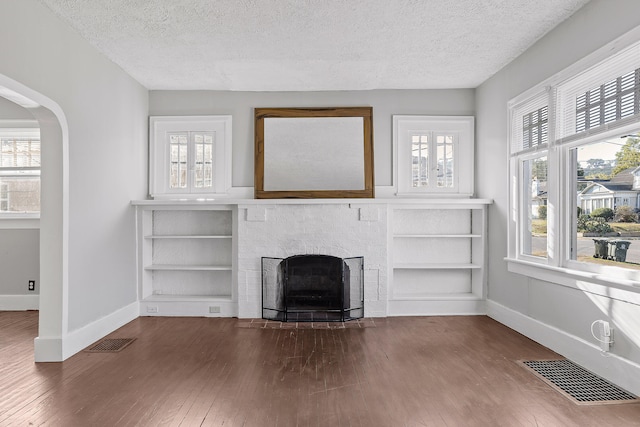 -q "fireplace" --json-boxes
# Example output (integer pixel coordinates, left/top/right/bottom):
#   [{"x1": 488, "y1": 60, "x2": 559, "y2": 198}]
[{"x1": 262, "y1": 255, "x2": 364, "y2": 322}]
